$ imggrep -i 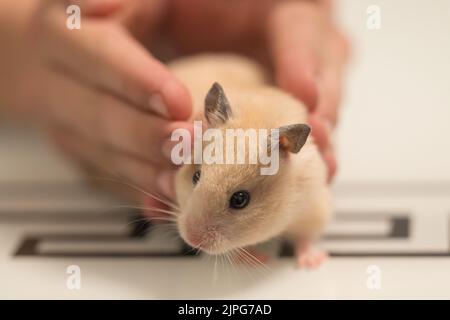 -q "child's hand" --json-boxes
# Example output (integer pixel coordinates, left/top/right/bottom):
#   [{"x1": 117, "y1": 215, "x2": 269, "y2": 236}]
[{"x1": 0, "y1": 0, "x2": 349, "y2": 212}]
